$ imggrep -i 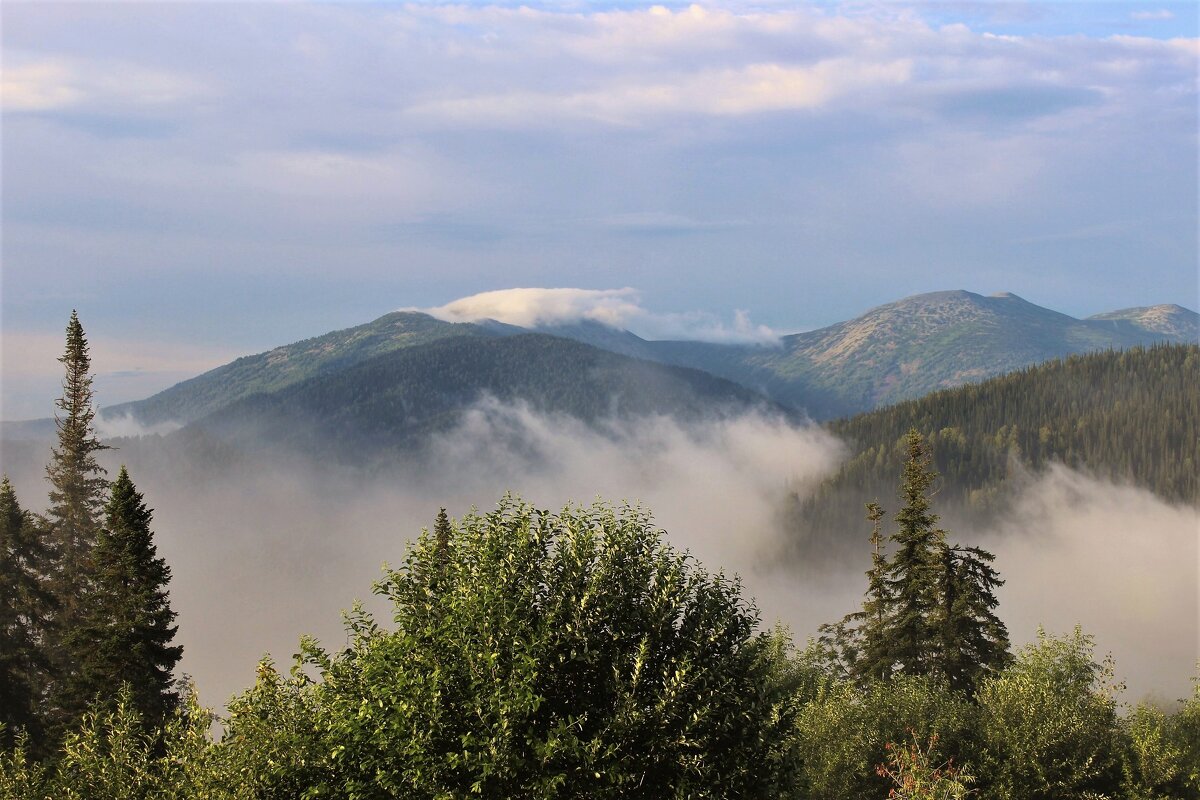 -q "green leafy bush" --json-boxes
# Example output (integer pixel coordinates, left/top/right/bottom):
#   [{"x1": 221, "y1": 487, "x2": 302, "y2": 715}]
[
  {"x1": 977, "y1": 627, "x2": 1121, "y2": 799},
  {"x1": 224, "y1": 496, "x2": 801, "y2": 798}
]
